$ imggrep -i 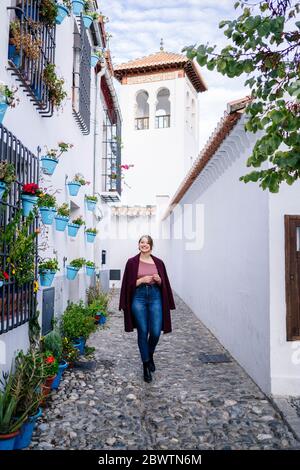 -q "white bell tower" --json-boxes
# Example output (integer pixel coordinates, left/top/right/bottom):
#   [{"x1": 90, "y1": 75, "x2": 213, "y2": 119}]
[{"x1": 114, "y1": 42, "x2": 207, "y2": 205}]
